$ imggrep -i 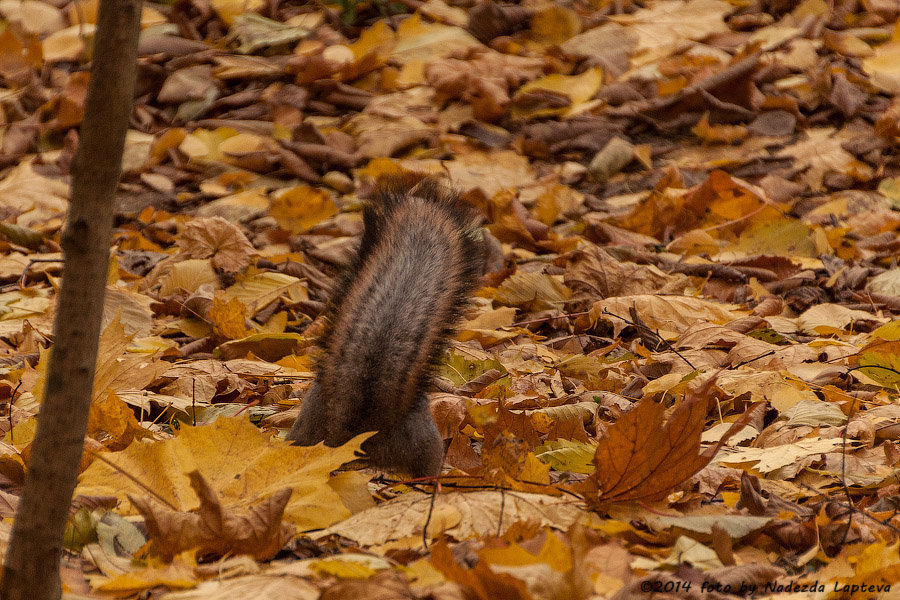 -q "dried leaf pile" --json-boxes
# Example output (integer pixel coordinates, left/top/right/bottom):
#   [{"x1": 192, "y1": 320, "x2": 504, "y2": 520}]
[{"x1": 3, "y1": 0, "x2": 900, "y2": 598}]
